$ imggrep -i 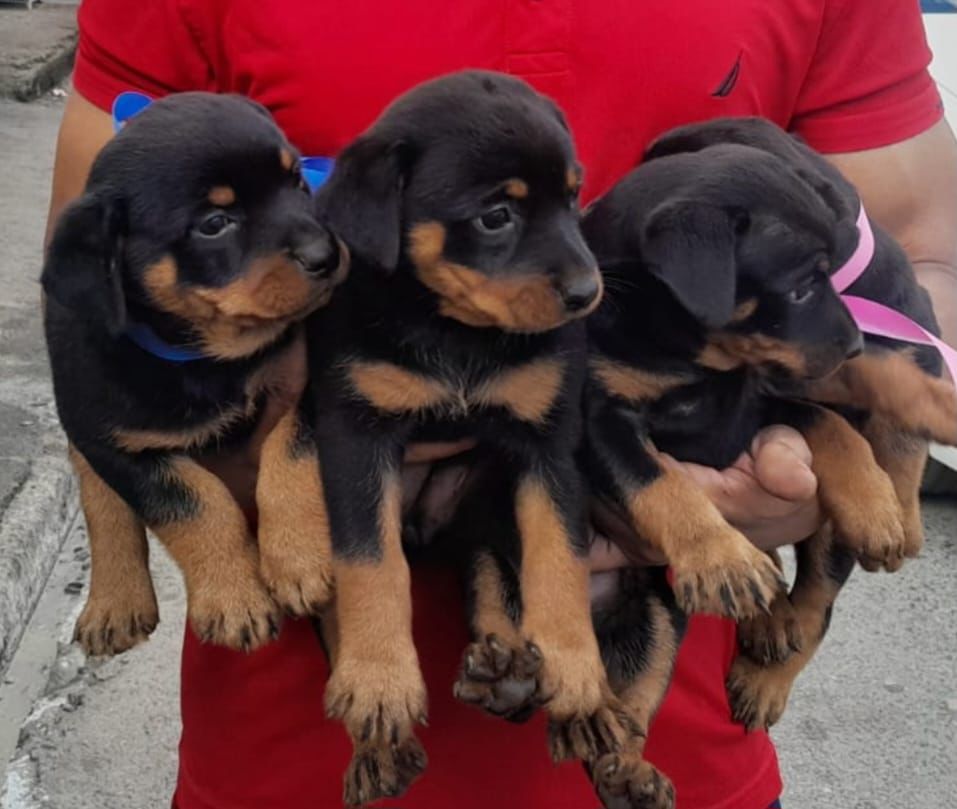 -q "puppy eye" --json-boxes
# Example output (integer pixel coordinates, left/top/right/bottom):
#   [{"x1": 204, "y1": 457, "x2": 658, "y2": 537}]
[
  {"x1": 475, "y1": 205, "x2": 514, "y2": 234},
  {"x1": 788, "y1": 283, "x2": 816, "y2": 305},
  {"x1": 196, "y1": 213, "x2": 235, "y2": 238}
]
